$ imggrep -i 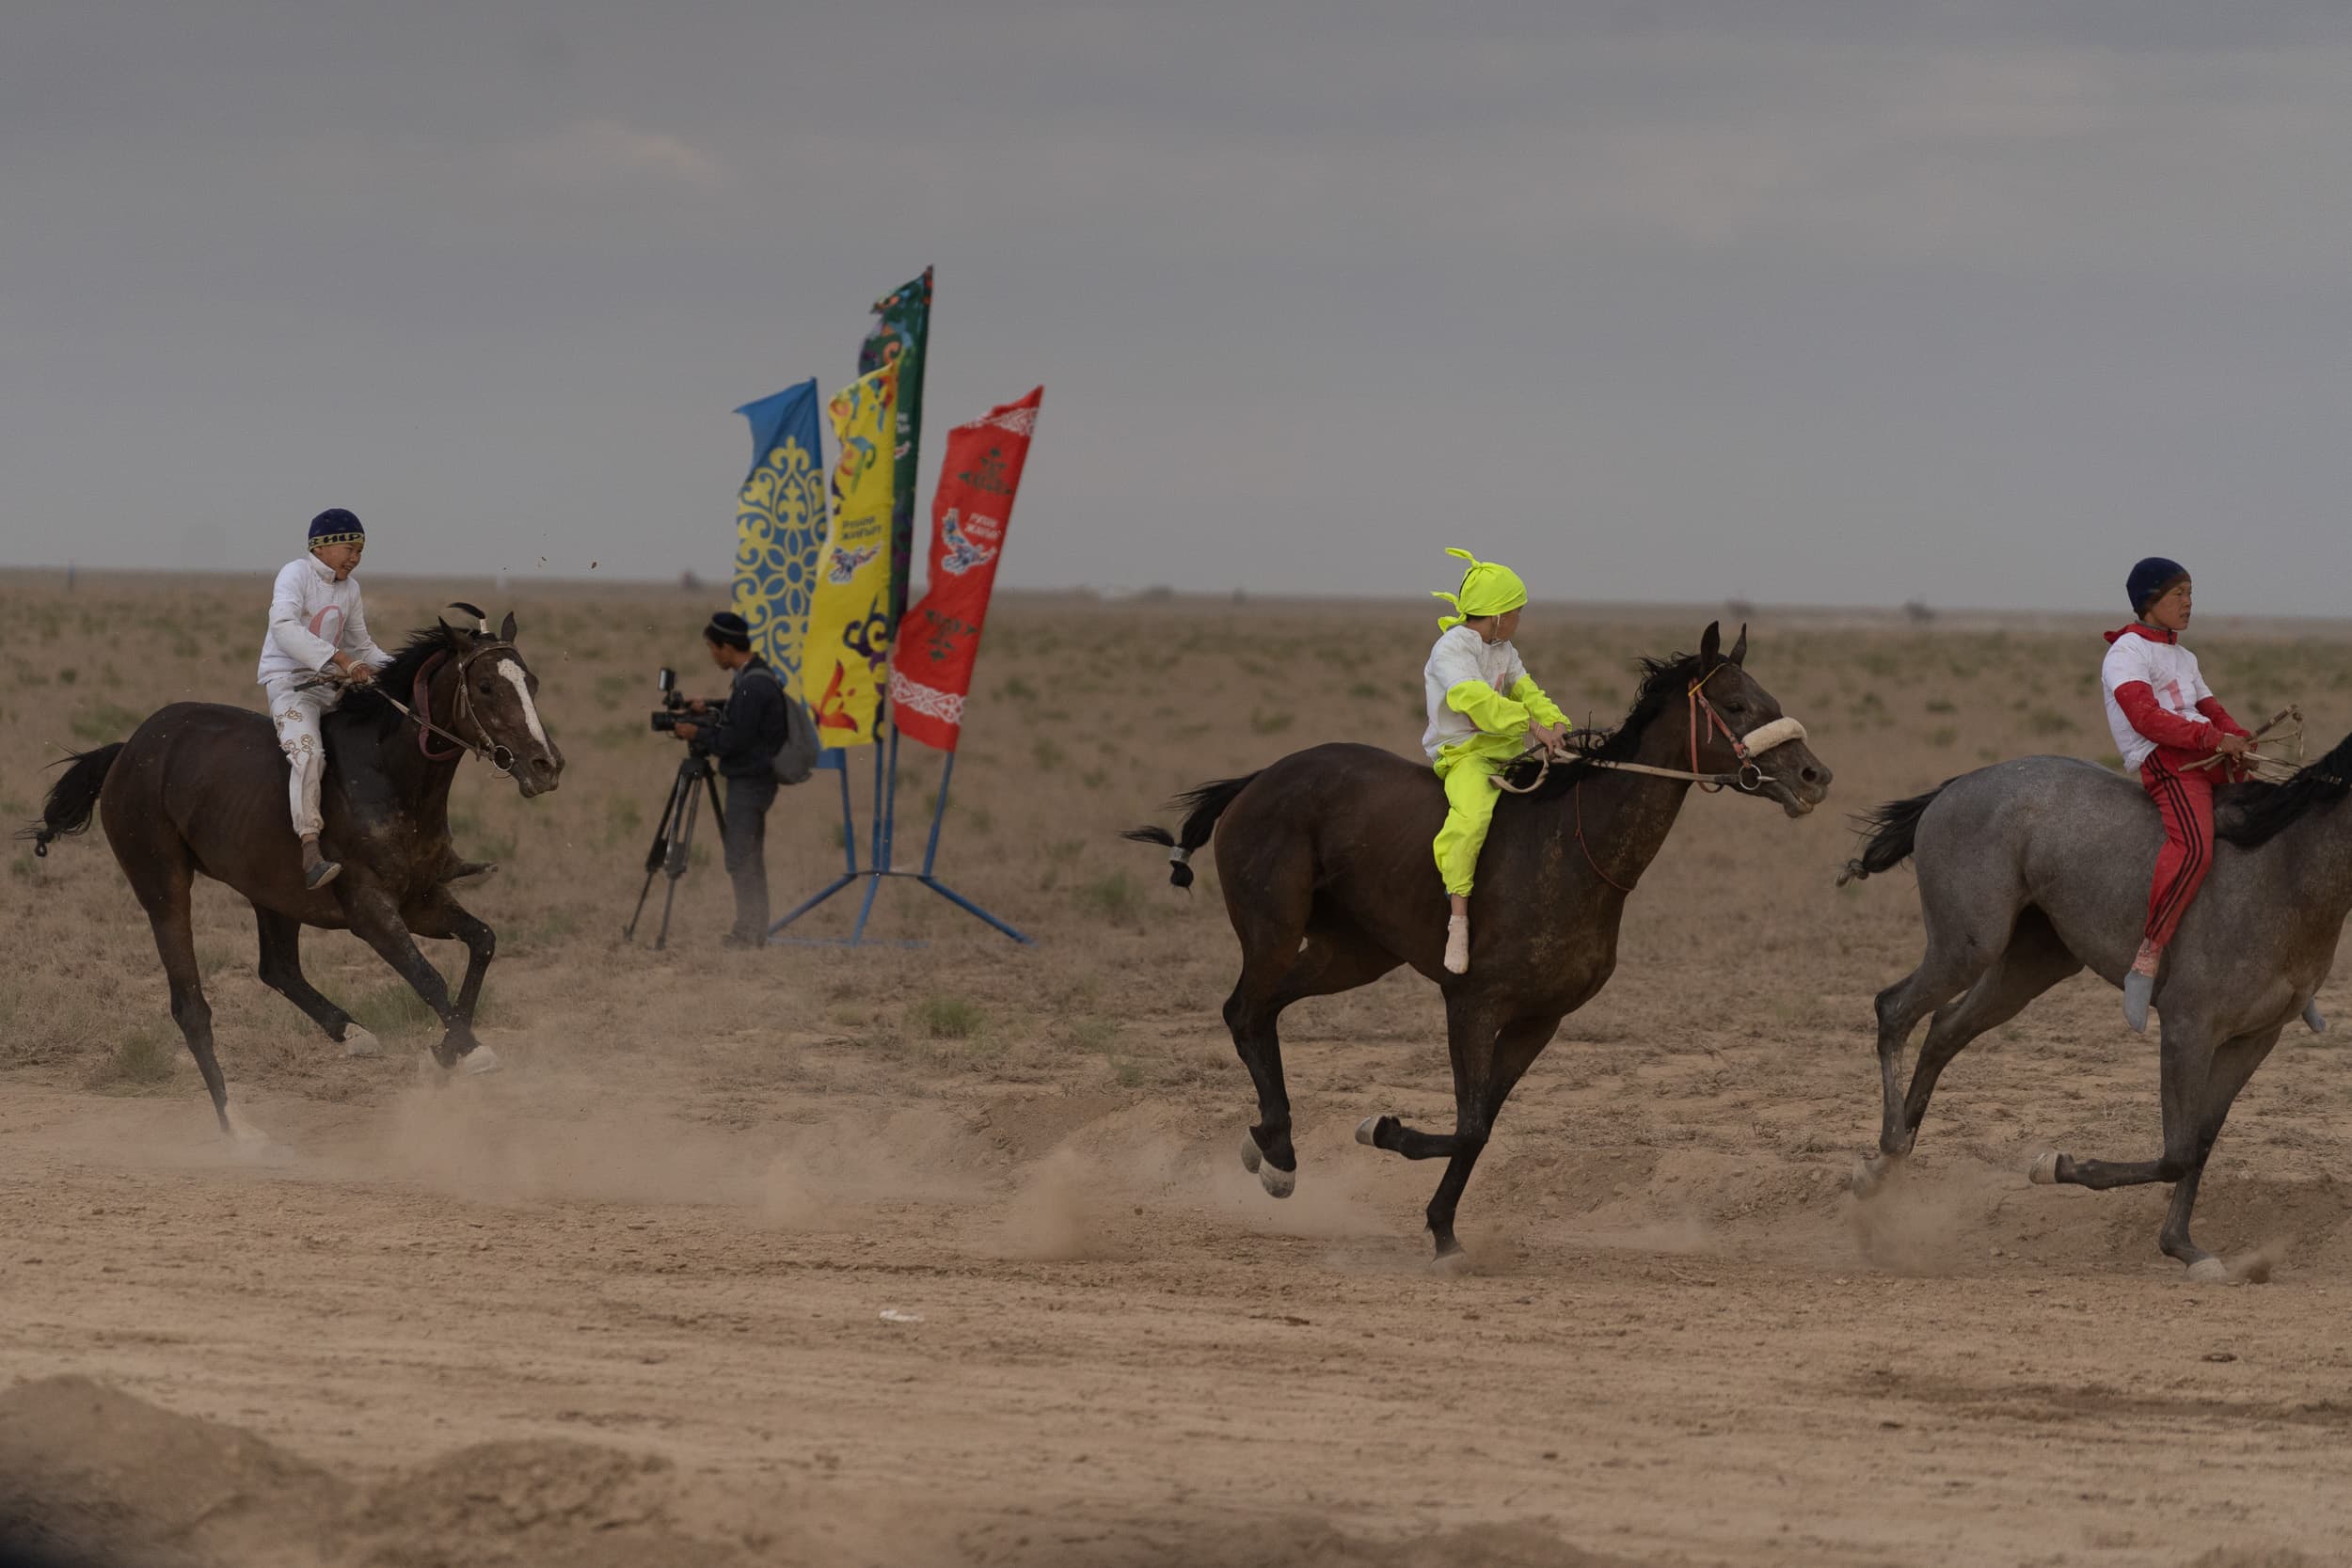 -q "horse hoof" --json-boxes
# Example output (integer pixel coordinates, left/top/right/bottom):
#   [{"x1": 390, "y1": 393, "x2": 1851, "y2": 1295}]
[
  {"x1": 1429, "y1": 1249, "x2": 1474, "y2": 1278},
  {"x1": 2186, "y1": 1257, "x2": 2232, "y2": 1284},
  {"x1": 2027, "y1": 1151, "x2": 2062, "y2": 1185},
  {"x1": 1850, "y1": 1152, "x2": 1894, "y2": 1199},
  {"x1": 459, "y1": 1045, "x2": 502, "y2": 1077},
  {"x1": 341, "y1": 1025, "x2": 382, "y2": 1058},
  {"x1": 1237, "y1": 1131, "x2": 1295, "y2": 1196},
  {"x1": 224, "y1": 1105, "x2": 269, "y2": 1148},
  {"x1": 1356, "y1": 1115, "x2": 1384, "y2": 1148}
]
